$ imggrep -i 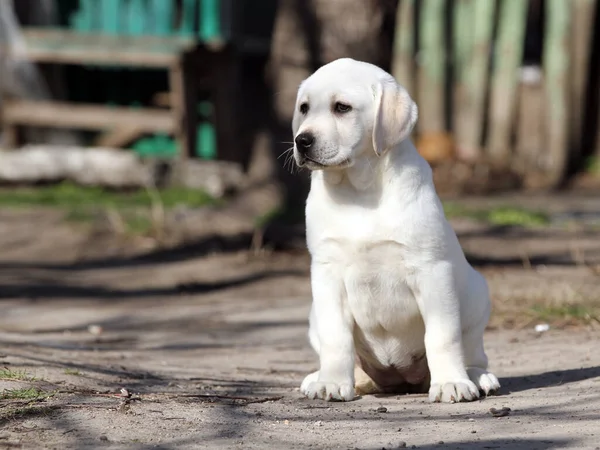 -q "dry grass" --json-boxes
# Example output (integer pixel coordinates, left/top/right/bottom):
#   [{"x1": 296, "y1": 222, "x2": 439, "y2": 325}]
[{"x1": 0, "y1": 368, "x2": 35, "y2": 381}]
